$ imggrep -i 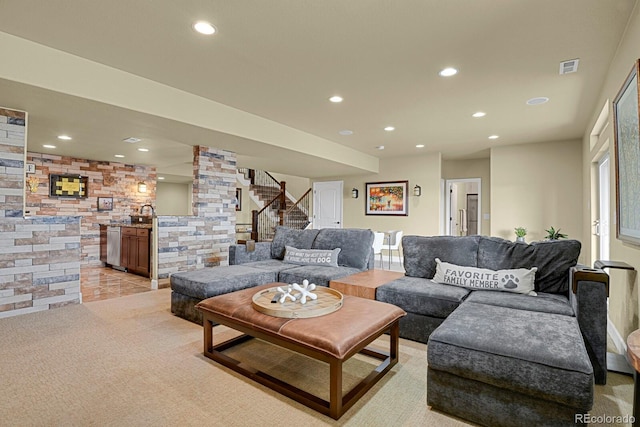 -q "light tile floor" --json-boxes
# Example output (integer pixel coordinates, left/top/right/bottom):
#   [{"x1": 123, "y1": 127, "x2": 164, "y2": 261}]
[{"x1": 81, "y1": 266, "x2": 152, "y2": 303}]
